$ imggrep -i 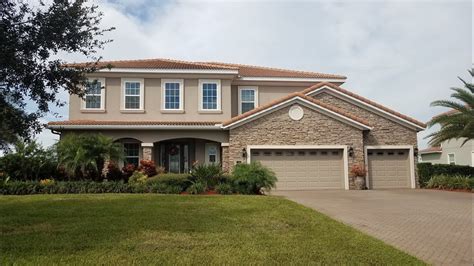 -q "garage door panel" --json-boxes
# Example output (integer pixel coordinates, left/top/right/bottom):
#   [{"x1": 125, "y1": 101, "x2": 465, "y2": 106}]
[
  {"x1": 251, "y1": 149, "x2": 344, "y2": 190},
  {"x1": 368, "y1": 149, "x2": 410, "y2": 189}
]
